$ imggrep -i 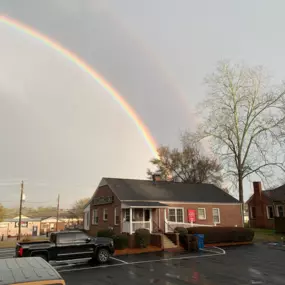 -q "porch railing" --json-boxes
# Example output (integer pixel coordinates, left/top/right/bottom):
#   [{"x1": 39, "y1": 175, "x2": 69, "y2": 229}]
[
  {"x1": 165, "y1": 221, "x2": 215, "y2": 232},
  {"x1": 132, "y1": 221, "x2": 151, "y2": 232}
]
